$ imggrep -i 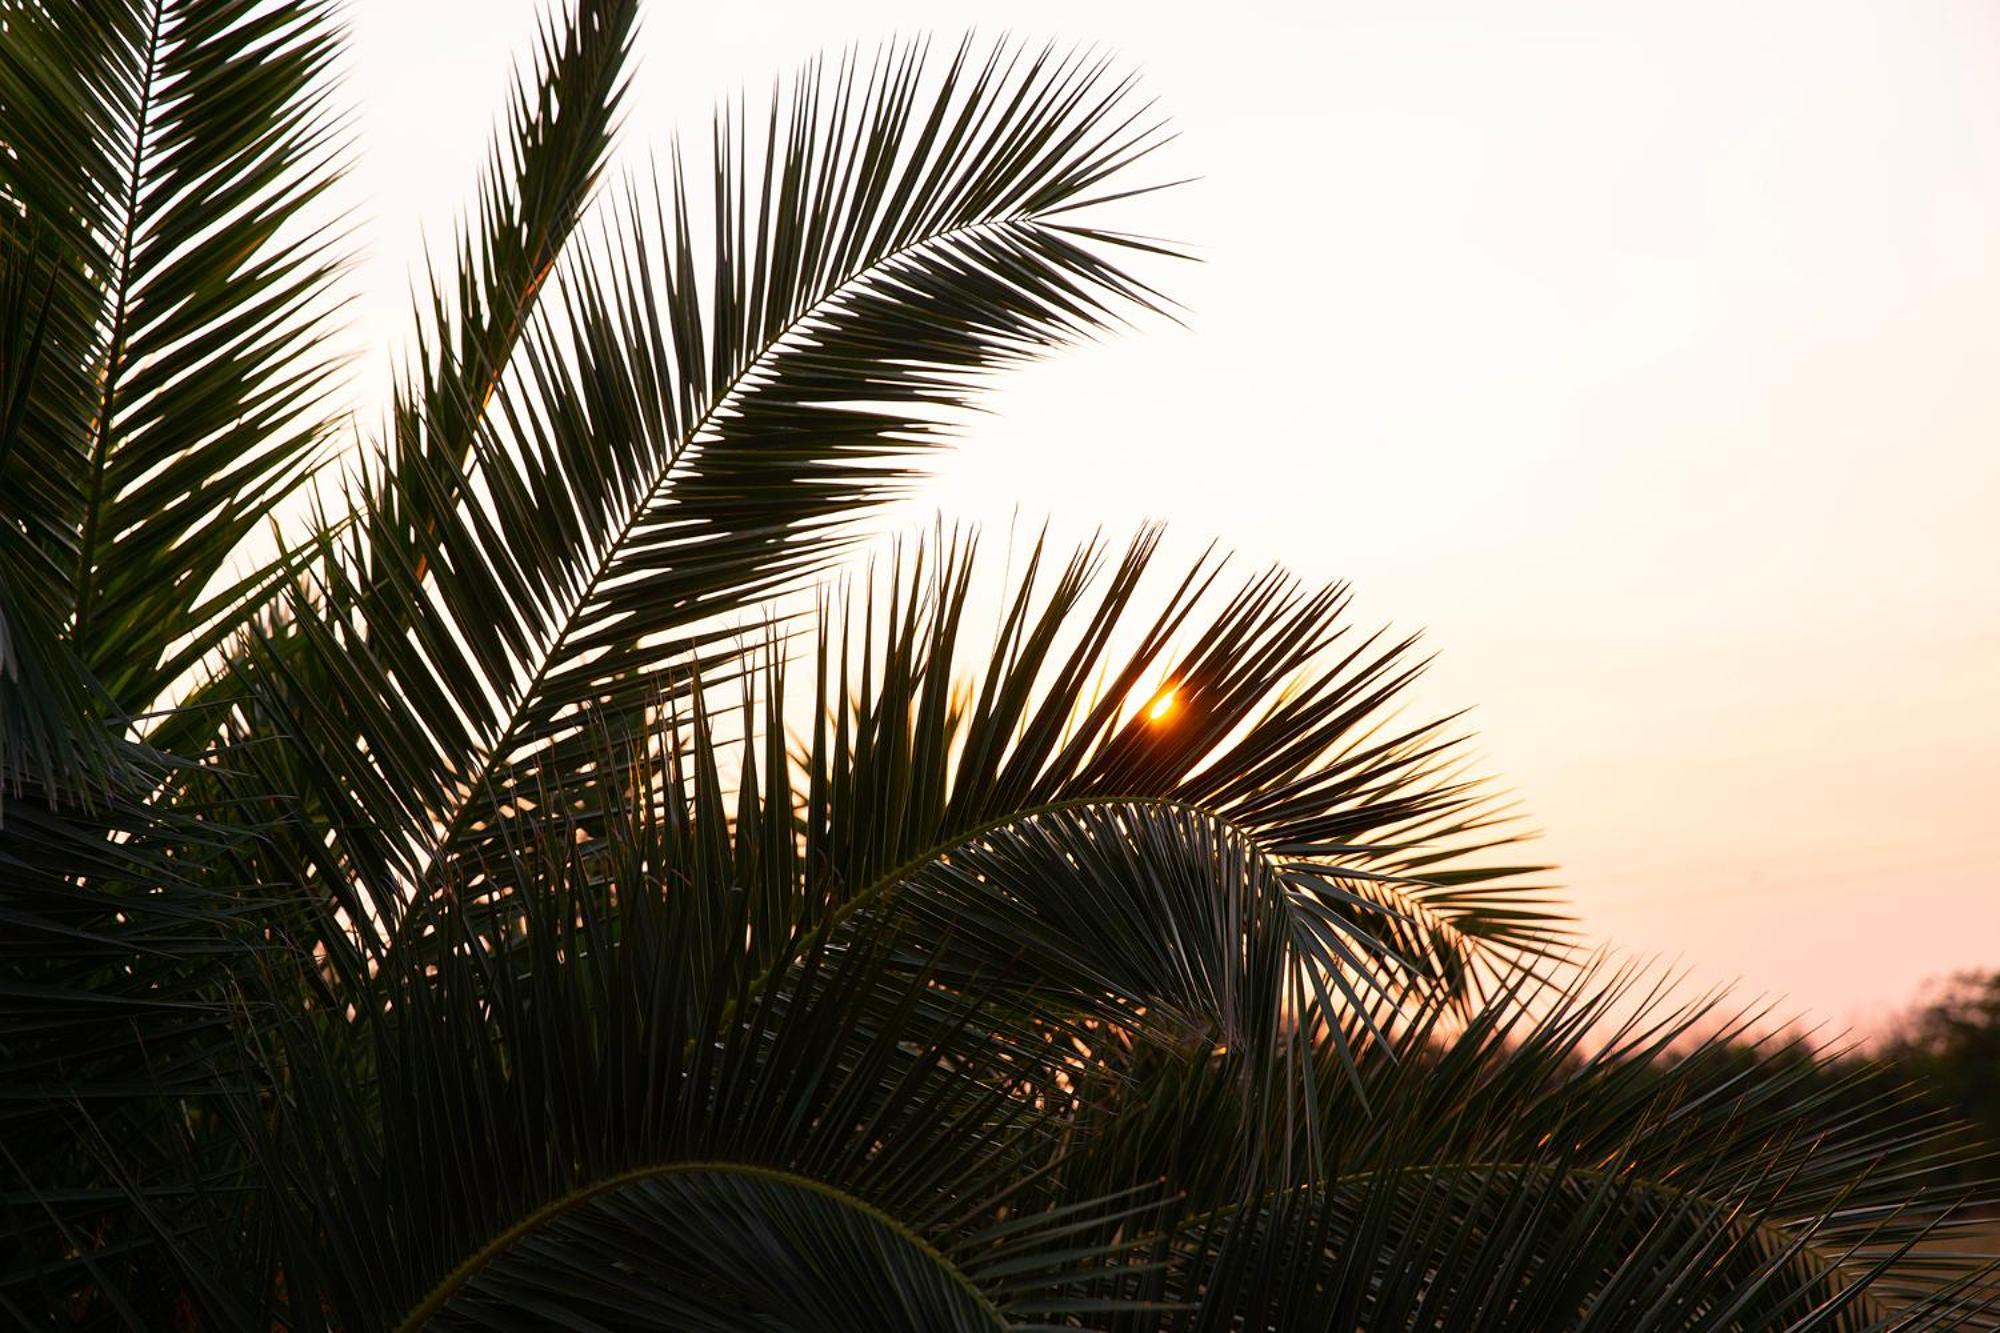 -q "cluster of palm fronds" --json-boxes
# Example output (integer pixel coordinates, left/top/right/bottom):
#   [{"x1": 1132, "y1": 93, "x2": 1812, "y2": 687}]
[{"x1": 2, "y1": 1, "x2": 1994, "y2": 1328}]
